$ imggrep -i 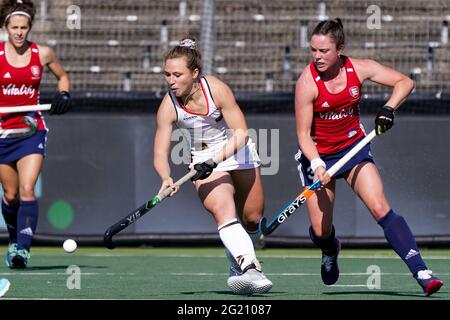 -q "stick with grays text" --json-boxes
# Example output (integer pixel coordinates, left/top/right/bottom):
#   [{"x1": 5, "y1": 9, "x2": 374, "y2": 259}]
[{"x1": 259, "y1": 129, "x2": 377, "y2": 235}]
